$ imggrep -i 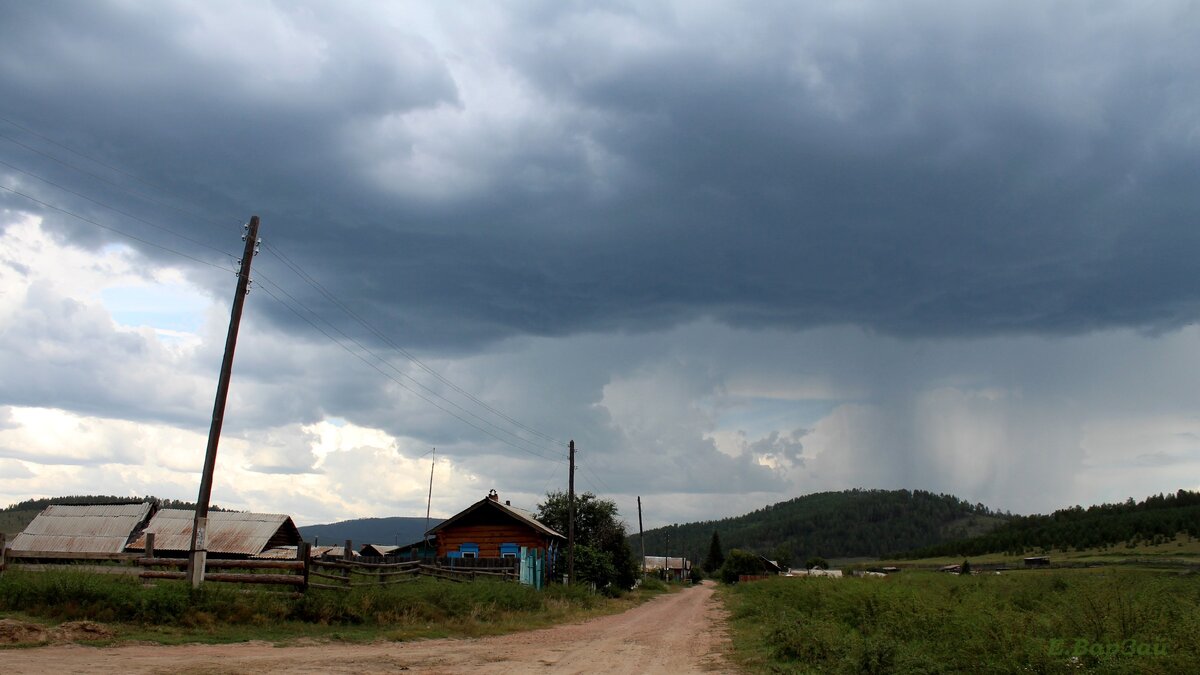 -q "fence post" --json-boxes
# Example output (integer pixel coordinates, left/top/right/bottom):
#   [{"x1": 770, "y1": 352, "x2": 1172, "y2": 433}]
[
  {"x1": 1, "y1": 533, "x2": 6, "y2": 572},
  {"x1": 344, "y1": 540, "x2": 353, "y2": 587},
  {"x1": 146, "y1": 532, "x2": 155, "y2": 560},
  {"x1": 299, "y1": 542, "x2": 311, "y2": 591}
]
